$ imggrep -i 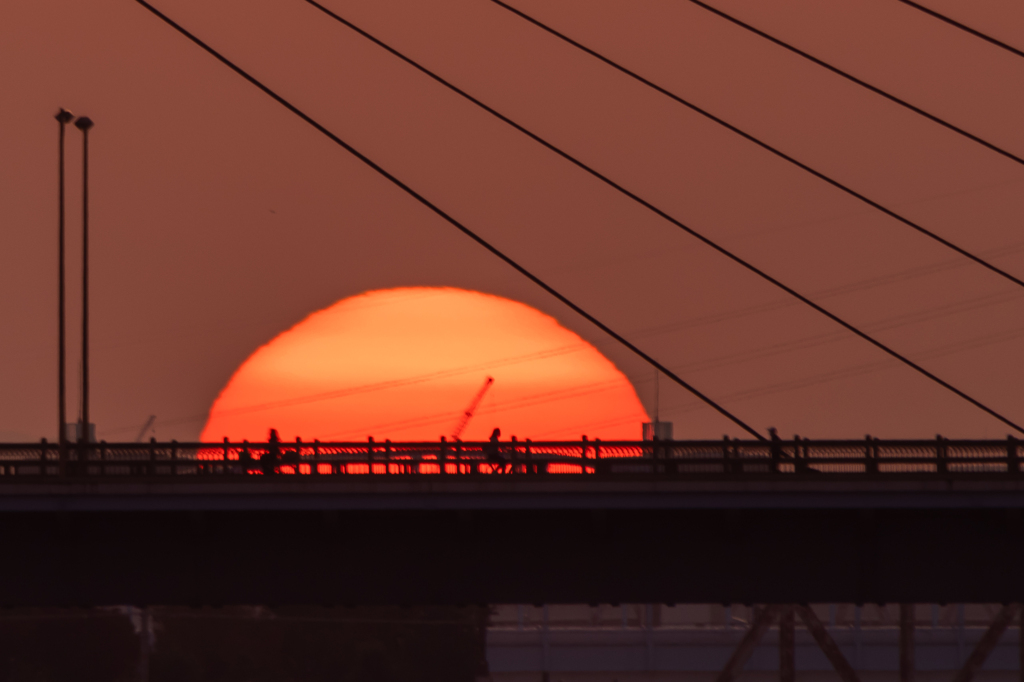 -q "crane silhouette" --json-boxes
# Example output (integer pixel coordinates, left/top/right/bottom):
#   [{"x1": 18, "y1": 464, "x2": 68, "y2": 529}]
[{"x1": 450, "y1": 377, "x2": 494, "y2": 440}]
